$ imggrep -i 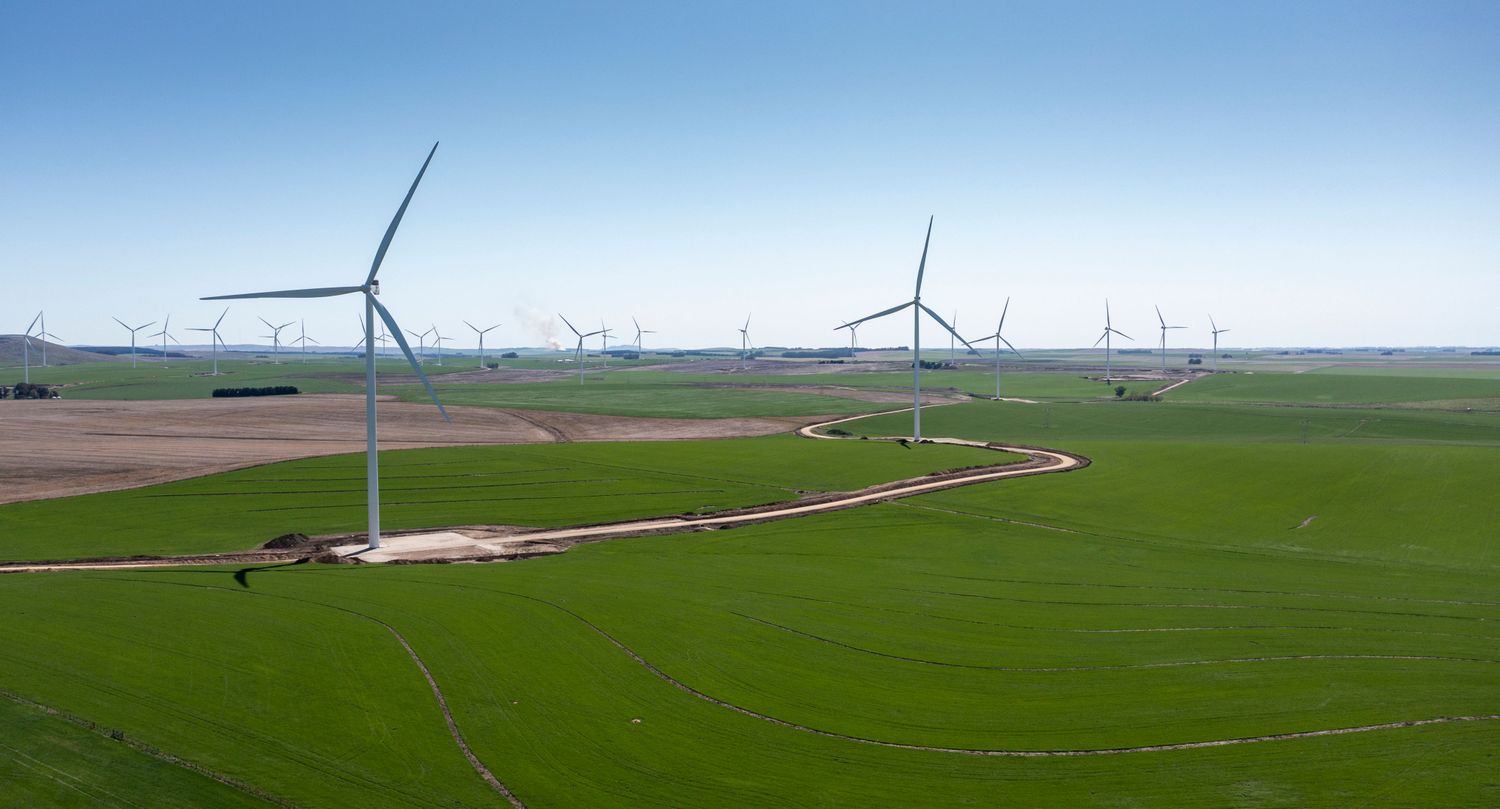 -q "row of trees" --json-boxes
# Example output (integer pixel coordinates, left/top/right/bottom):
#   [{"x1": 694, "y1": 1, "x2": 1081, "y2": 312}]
[
  {"x1": 4, "y1": 382, "x2": 57, "y2": 399},
  {"x1": 212, "y1": 386, "x2": 299, "y2": 398}
]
